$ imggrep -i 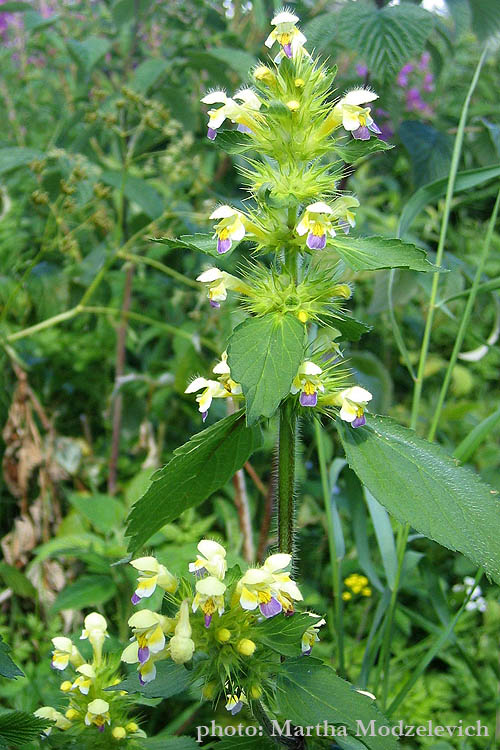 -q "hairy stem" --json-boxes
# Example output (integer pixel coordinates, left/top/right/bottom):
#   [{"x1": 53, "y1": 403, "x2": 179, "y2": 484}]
[{"x1": 278, "y1": 400, "x2": 296, "y2": 555}]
